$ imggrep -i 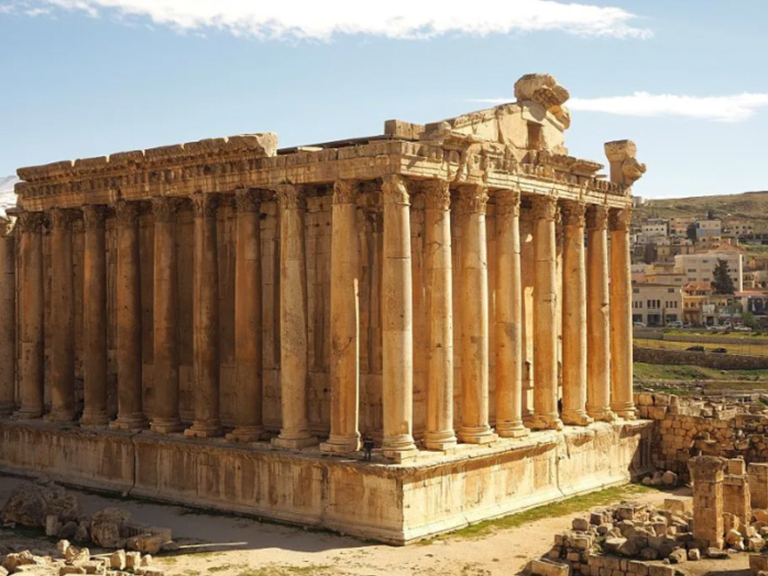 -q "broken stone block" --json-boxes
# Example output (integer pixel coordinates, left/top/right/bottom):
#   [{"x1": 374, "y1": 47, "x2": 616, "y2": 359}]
[
  {"x1": 688, "y1": 548, "x2": 701, "y2": 561},
  {"x1": 664, "y1": 498, "x2": 692, "y2": 515},
  {"x1": 140, "y1": 555, "x2": 152, "y2": 567},
  {"x1": 726, "y1": 529, "x2": 744, "y2": 547},
  {"x1": 46, "y1": 515, "x2": 62, "y2": 537},
  {"x1": 59, "y1": 568, "x2": 86, "y2": 575},
  {"x1": 47, "y1": 494, "x2": 81, "y2": 525},
  {"x1": 56, "y1": 541, "x2": 70, "y2": 557},
  {"x1": 572, "y1": 517, "x2": 589, "y2": 531},
  {"x1": 530, "y1": 558, "x2": 569, "y2": 576},
  {"x1": 124, "y1": 552, "x2": 141, "y2": 571},
  {"x1": 750, "y1": 537, "x2": 766, "y2": 552},
  {"x1": 597, "y1": 522, "x2": 613, "y2": 535},
  {"x1": 668, "y1": 548, "x2": 687, "y2": 564},
  {"x1": 662, "y1": 471, "x2": 678, "y2": 486},
  {"x1": 90, "y1": 509, "x2": 131, "y2": 549},
  {"x1": 604, "y1": 537, "x2": 627, "y2": 553},
  {"x1": 1, "y1": 486, "x2": 53, "y2": 528},
  {"x1": 59, "y1": 521, "x2": 78, "y2": 540},
  {"x1": 73, "y1": 525, "x2": 89, "y2": 544},
  {"x1": 109, "y1": 551, "x2": 125, "y2": 571},
  {"x1": 3, "y1": 551, "x2": 36, "y2": 572},
  {"x1": 640, "y1": 547, "x2": 659, "y2": 560},
  {"x1": 751, "y1": 553, "x2": 768, "y2": 575}
]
